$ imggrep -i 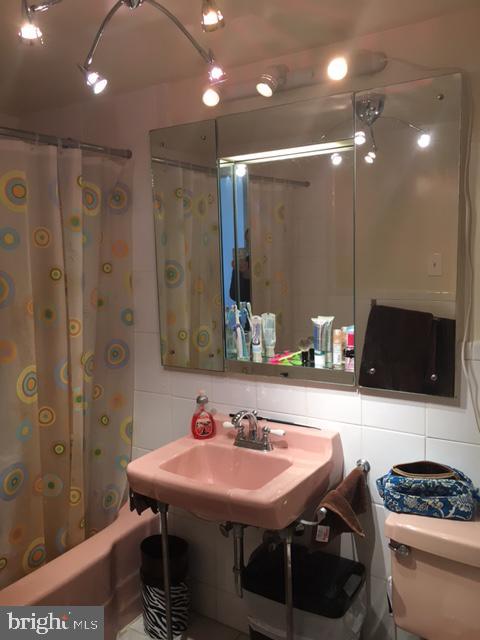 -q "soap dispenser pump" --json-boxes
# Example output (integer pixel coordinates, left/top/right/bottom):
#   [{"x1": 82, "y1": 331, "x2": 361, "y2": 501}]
[{"x1": 191, "y1": 392, "x2": 215, "y2": 439}]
